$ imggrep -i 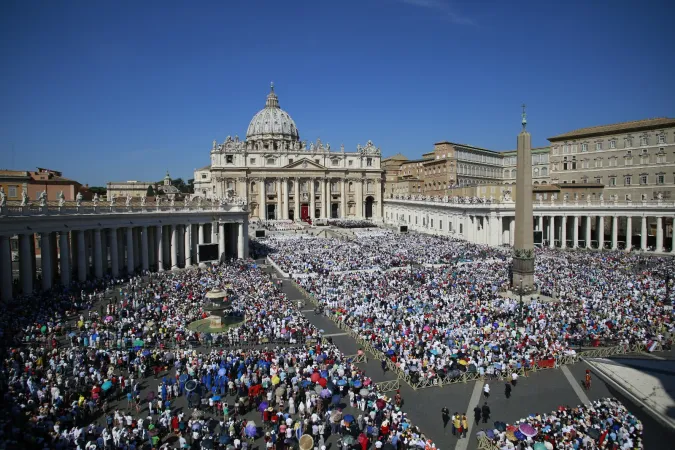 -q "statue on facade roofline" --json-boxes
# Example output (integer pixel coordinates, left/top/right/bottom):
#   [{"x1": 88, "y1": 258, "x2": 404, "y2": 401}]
[
  {"x1": 57, "y1": 190, "x2": 65, "y2": 207},
  {"x1": 77, "y1": 192, "x2": 84, "y2": 206},
  {"x1": 109, "y1": 193, "x2": 116, "y2": 206},
  {"x1": 38, "y1": 190, "x2": 47, "y2": 206},
  {"x1": 125, "y1": 194, "x2": 132, "y2": 207},
  {"x1": 141, "y1": 195, "x2": 146, "y2": 206},
  {"x1": 21, "y1": 189, "x2": 28, "y2": 206},
  {"x1": 0, "y1": 188, "x2": 6, "y2": 207},
  {"x1": 170, "y1": 196, "x2": 175, "y2": 207}
]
